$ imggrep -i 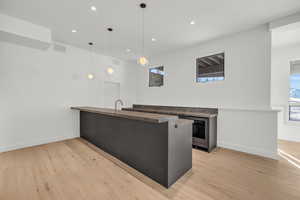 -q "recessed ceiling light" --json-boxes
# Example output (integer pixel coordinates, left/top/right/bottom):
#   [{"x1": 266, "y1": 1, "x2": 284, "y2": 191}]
[
  {"x1": 151, "y1": 38, "x2": 156, "y2": 42},
  {"x1": 126, "y1": 49, "x2": 131, "y2": 52},
  {"x1": 190, "y1": 20, "x2": 195, "y2": 25},
  {"x1": 90, "y1": 6, "x2": 97, "y2": 11},
  {"x1": 71, "y1": 29, "x2": 77, "y2": 33}
]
